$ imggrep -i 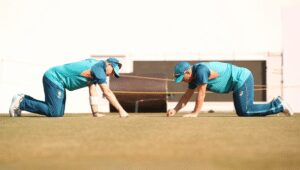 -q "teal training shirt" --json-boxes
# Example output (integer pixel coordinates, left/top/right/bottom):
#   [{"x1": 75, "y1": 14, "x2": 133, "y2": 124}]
[
  {"x1": 44, "y1": 58, "x2": 107, "y2": 91},
  {"x1": 188, "y1": 62, "x2": 251, "y2": 93}
]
